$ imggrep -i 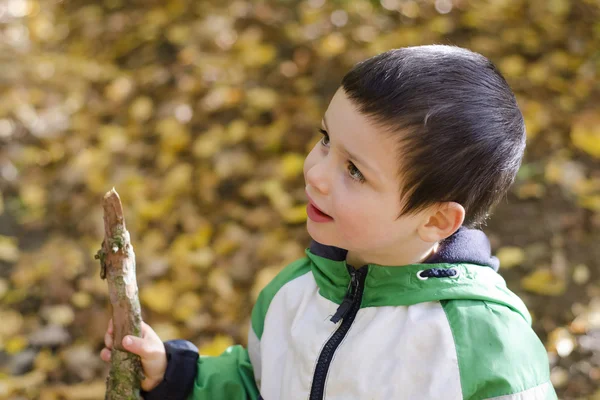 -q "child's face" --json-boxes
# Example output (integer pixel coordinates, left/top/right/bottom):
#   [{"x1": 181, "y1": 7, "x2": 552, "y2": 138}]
[{"x1": 303, "y1": 87, "x2": 431, "y2": 263}]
